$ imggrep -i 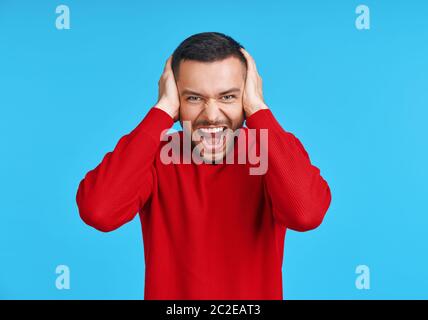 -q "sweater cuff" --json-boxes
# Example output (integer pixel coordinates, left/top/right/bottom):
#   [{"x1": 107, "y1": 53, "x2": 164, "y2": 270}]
[
  {"x1": 136, "y1": 107, "x2": 174, "y2": 143},
  {"x1": 245, "y1": 109, "x2": 284, "y2": 133}
]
